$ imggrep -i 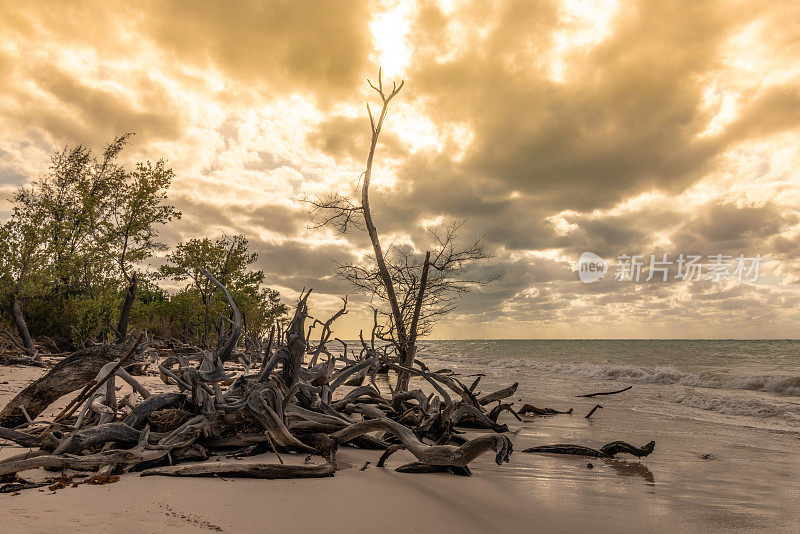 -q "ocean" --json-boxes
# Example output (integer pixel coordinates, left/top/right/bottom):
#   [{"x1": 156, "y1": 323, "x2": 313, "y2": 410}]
[{"x1": 417, "y1": 339, "x2": 800, "y2": 433}]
